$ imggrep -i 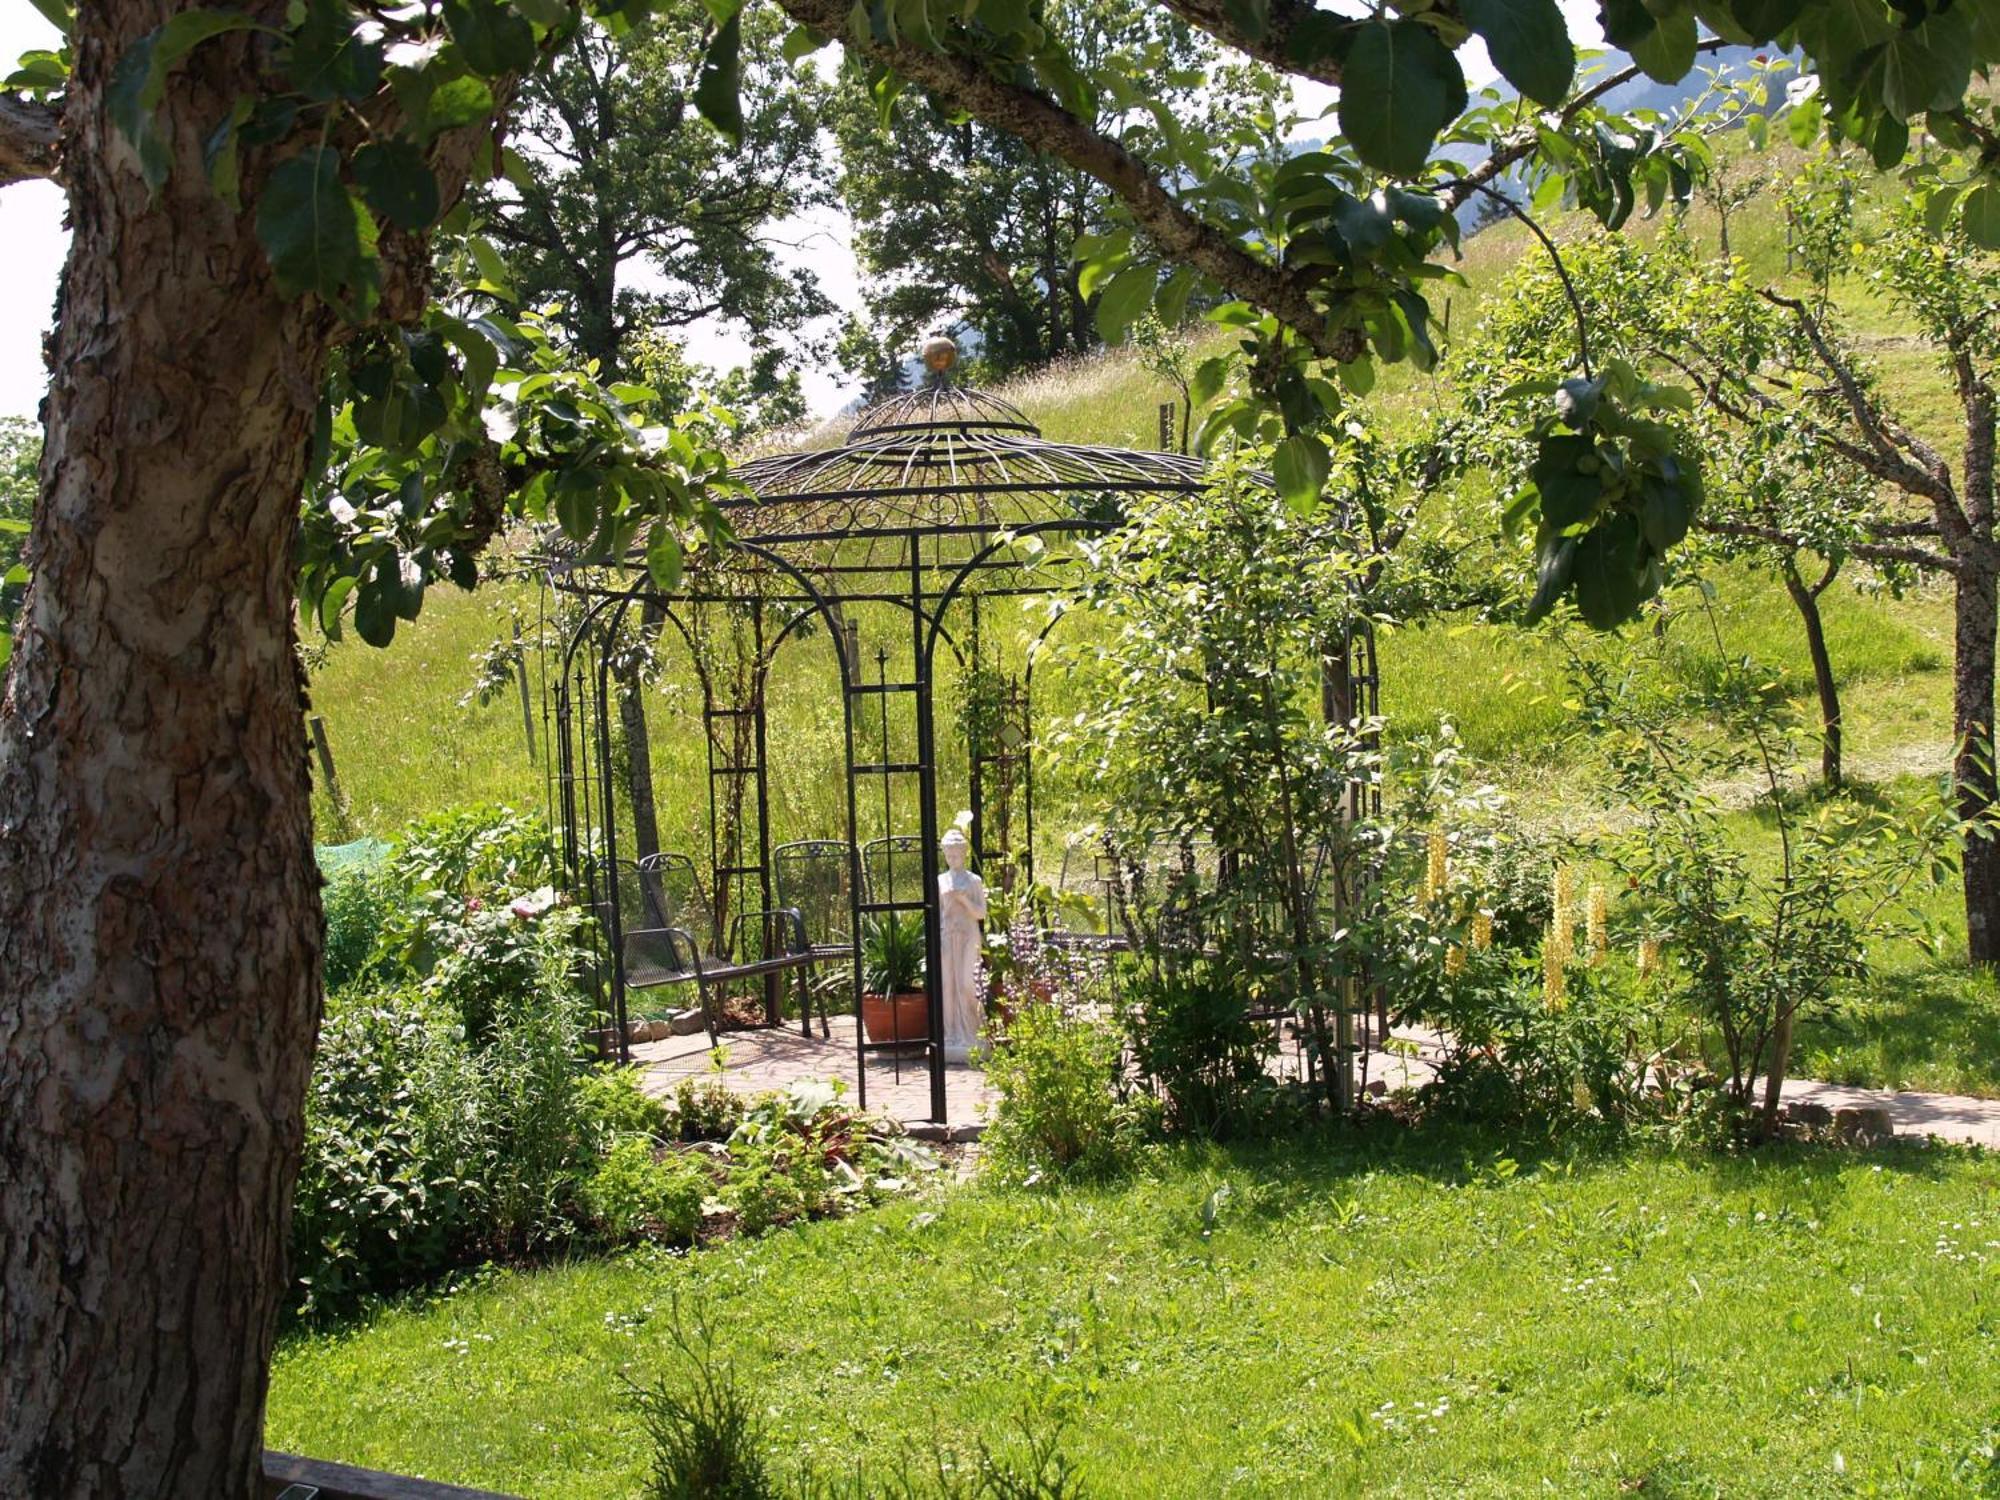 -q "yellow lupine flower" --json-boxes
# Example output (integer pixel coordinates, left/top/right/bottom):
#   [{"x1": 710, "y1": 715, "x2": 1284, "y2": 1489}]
[
  {"x1": 1552, "y1": 865, "x2": 1574, "y2": 916},
  {"x1": 1543, "y1": 920, "x2": 1568, "y2": 1010},
  {"x1": 1638, "y1": 937, "x2": 1661, "y2": 979},
  {"x1": 1445, "y1": 943, "x2": 1466, "y2": 977},
  {"x1": 1424, "y1": 828, "x2": 1448, "y2": 905},
  {"x1": 1471, "y1": 910, "x2": 1494, "y2": 950},
  {"x1": 1587, "y1": 884, "x2": 1608, "y2": 964}
]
